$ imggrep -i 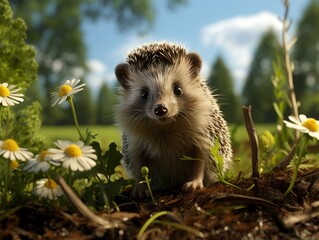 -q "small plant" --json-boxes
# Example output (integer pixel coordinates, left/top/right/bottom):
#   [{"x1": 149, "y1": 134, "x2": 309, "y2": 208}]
[
  {"x1": 259, "y1": 130, "x2": 277, "y2": 173},
  {"x1": 140, "y1": 166, "x2": 156, "y2": 204},
  {"x1": 51, "y1": 79, "x2": 86, "y2": 141},
  {"x1": 0, "y1": 83, "x2": 32, "y2": 209},
  {"x1": 137, "y1": 211, "x2": 204, "y2": 240},
  {"x1": 268, "y1": 0, "x2": 319, "y2": 197},
  {"x1": 282, "y1": 114, "x2": 319, "y2": 195},
  {"x1": 210, "y1": 138, "x2": 240, "y2": 189},
  {"x1": 0, "y1": 78, "x2": 132, "y2": 213}
]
